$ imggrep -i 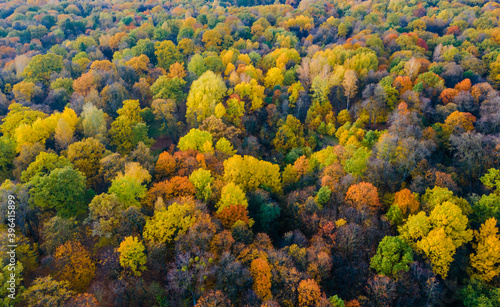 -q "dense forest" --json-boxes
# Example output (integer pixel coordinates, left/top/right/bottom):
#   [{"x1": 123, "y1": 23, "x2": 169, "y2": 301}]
[{"x1": 0, "y1": 0, "x2": 500, "y2": 306}]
